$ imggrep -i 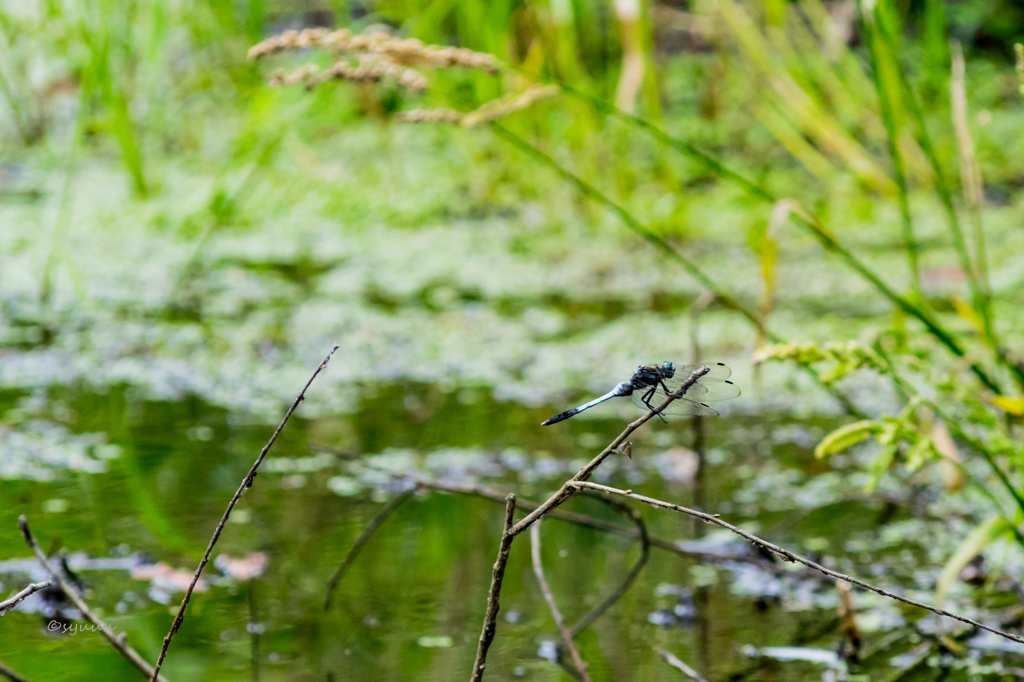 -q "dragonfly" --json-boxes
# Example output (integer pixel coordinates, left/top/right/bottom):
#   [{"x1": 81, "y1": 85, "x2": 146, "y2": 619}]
[{"x1": 541, "y1": 362, "x2": 739, "y2": 426}]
